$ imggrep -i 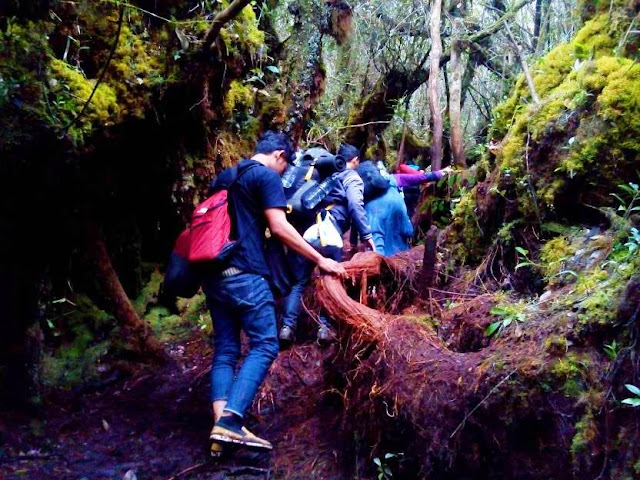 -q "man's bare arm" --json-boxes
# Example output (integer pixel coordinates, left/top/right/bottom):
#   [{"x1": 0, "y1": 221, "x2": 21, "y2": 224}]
[{"x1": 264, "y1": 208, "x2": 346, "y2": 277}]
